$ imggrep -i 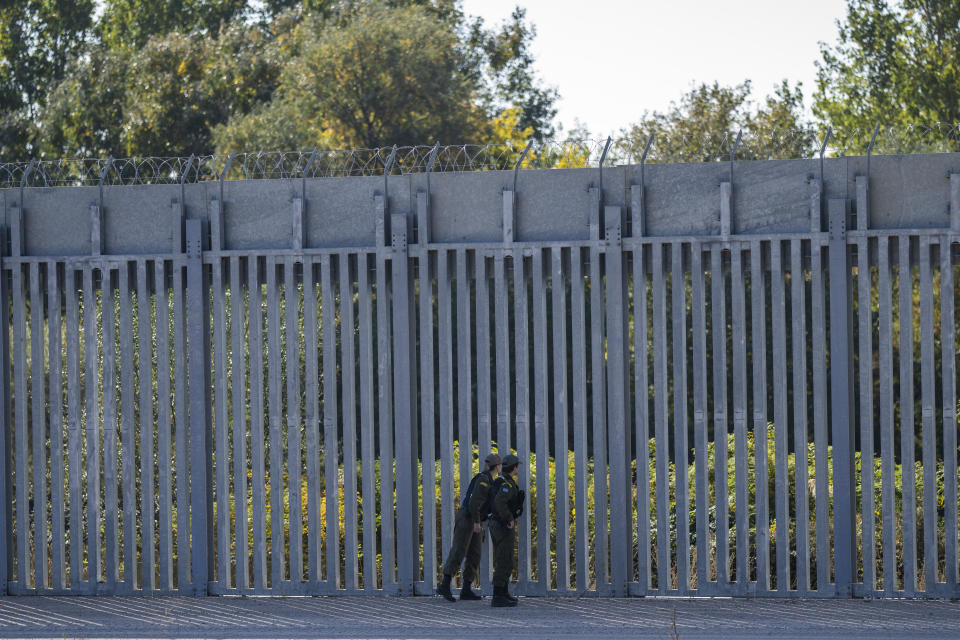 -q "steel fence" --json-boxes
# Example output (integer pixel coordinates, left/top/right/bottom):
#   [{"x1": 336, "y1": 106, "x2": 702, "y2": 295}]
[{"x1": 0, "y1": 150, "x2": 958, "y2": 598}]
